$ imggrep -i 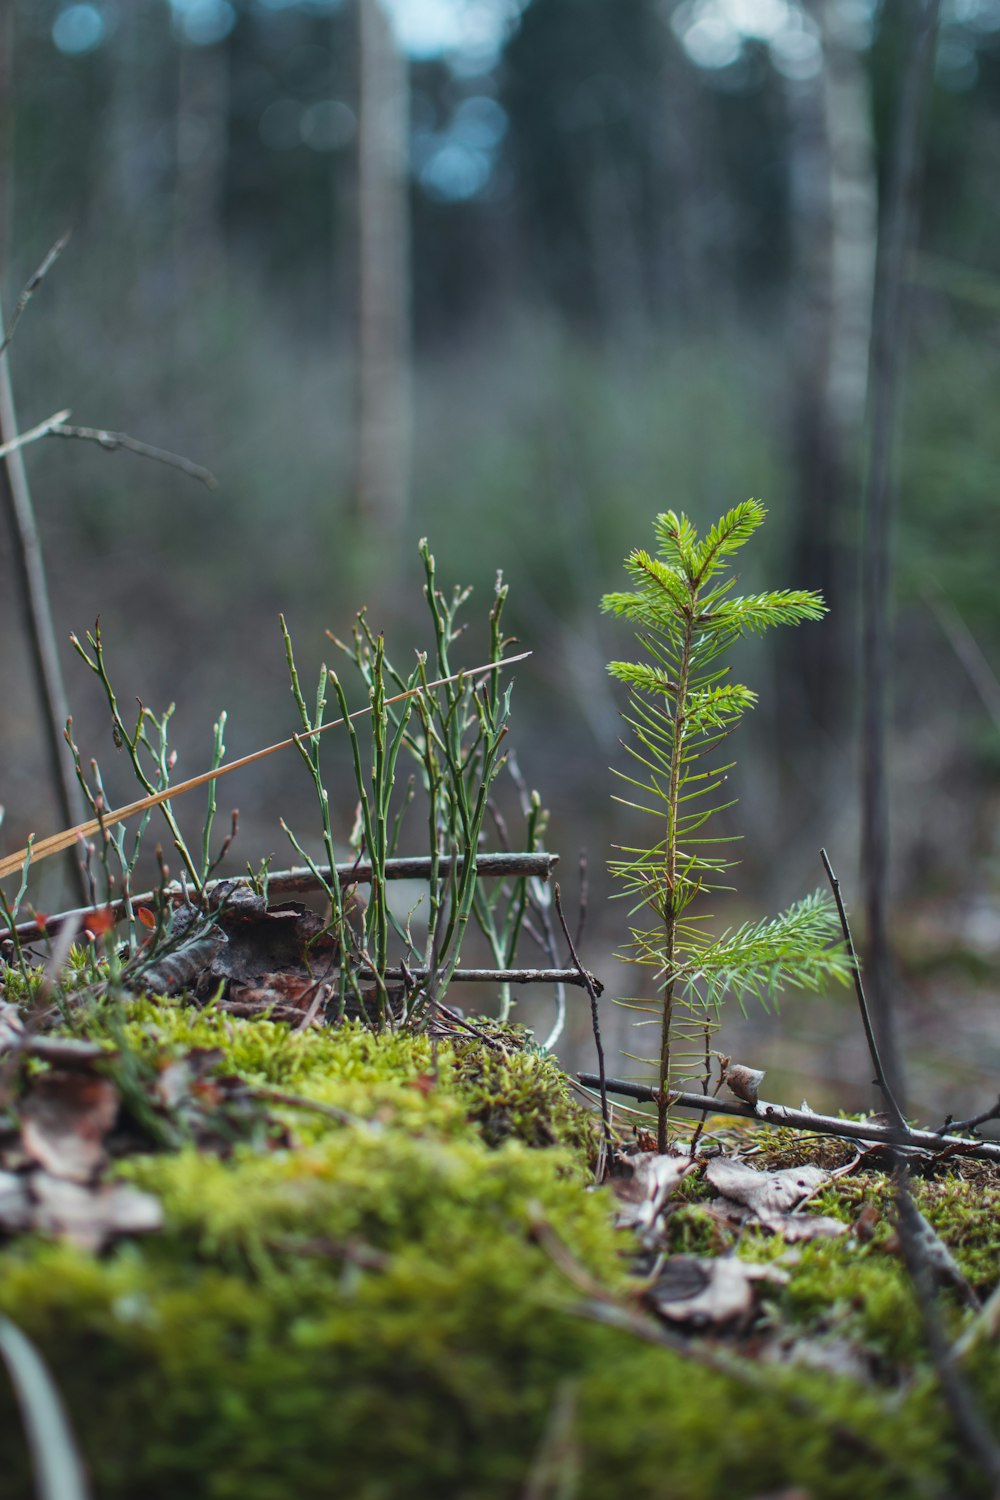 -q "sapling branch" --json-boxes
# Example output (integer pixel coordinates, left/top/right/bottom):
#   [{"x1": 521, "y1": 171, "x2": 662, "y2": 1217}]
[{"x1": 602, "y1": 504, "x2": 847, "y2": 1150}]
